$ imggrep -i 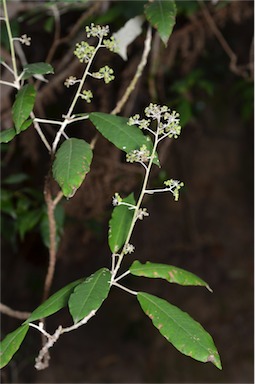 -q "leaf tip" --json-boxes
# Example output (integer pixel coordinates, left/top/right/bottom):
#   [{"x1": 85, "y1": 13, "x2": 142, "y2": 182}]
[{"x1": 207, "y1": 353, "x2": 222, "y2": 370}]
